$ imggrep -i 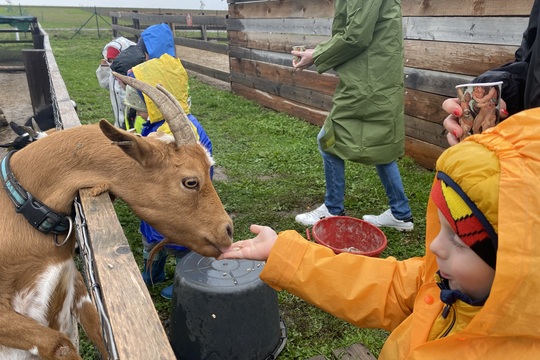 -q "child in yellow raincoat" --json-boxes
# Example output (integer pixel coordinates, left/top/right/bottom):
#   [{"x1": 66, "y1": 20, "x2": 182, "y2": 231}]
[{"x1": 219, "y1": 108, "x2": 540, "y2": 358}]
